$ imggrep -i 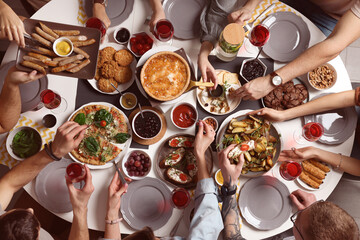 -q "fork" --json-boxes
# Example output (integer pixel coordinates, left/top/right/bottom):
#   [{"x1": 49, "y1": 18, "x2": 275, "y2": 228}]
[{"x1": 243, "y1": 3, "x2": 276, "y2": 33}]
